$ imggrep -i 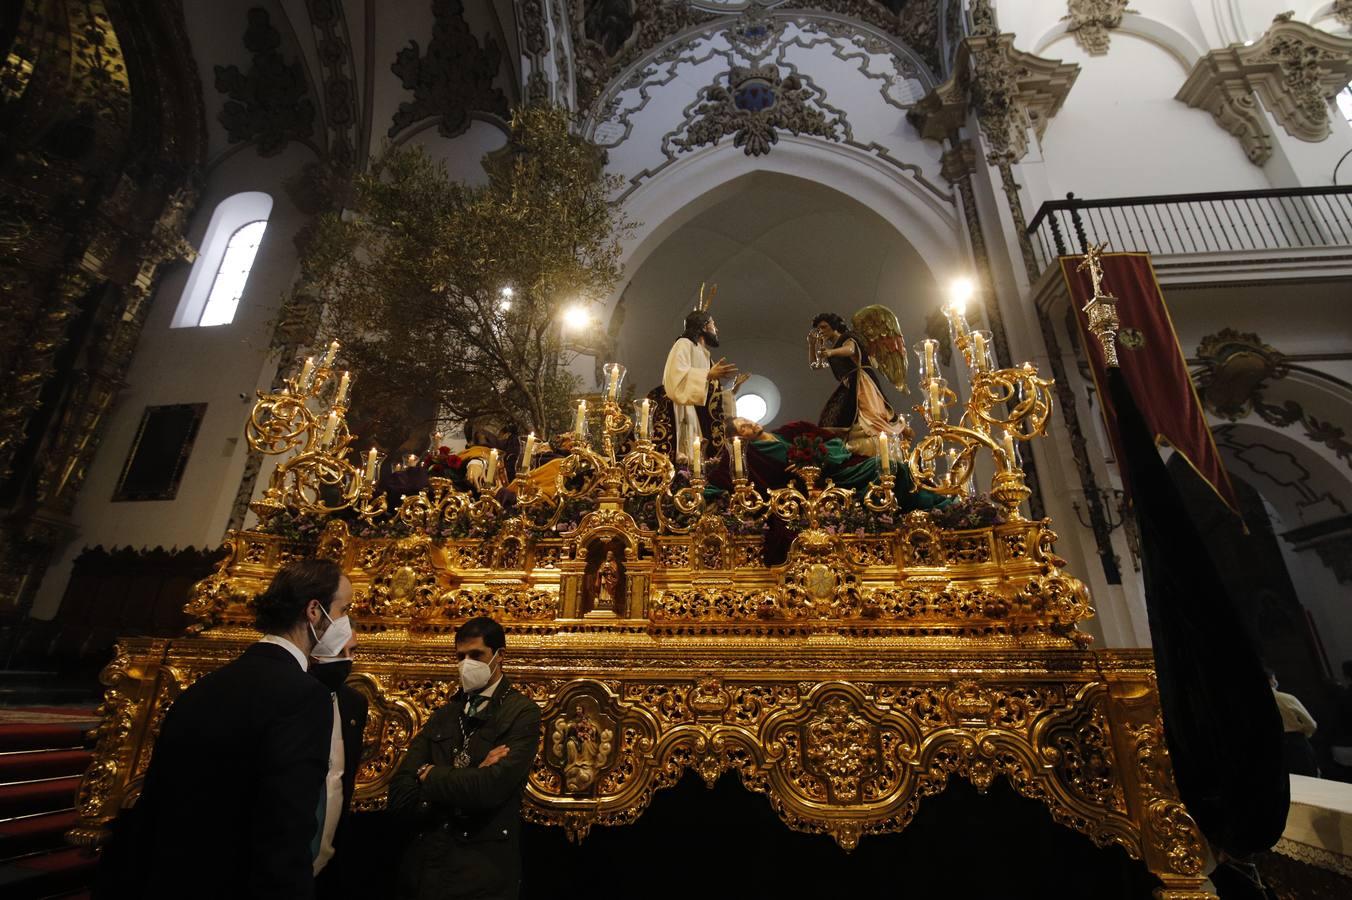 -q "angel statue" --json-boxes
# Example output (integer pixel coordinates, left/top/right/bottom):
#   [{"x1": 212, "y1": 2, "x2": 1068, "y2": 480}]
[{"x1": 809, "y1": 307, "x2": 909, "y2": 452}]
